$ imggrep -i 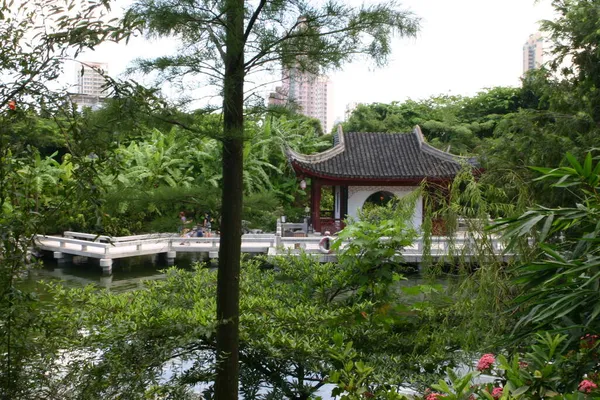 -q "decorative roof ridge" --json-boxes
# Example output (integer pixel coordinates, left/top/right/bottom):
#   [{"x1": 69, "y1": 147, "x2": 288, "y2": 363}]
[
  {"x1": 412, "y1": 125, "x2": 464, "y2": 164},
  {"x1": 413, "y1": 125, "x2": 427, "y2": 148},
  {"x1": 286, "y1": 124, "x2": 346, "y2": 163}
]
